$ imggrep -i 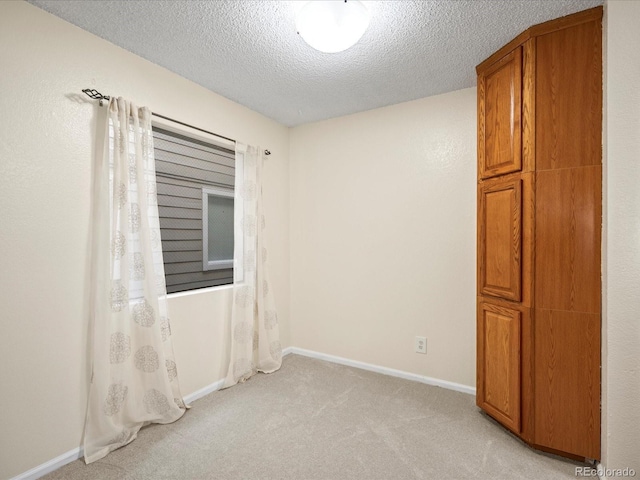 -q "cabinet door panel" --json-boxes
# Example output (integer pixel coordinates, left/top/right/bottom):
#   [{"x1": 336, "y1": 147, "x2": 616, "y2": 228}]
[
  {"x1": 477, "y1": 301, "x2": 521, "y2": 433},
  {"x1": 479, "y1": 47, "x2": 523, "y2": 179},
  {"x1": 535, "y1": 166, "x2": 601, "y2": 313},
  {"x1": 534, "y1": 309, "x2": 600, "y2": 459},
  {"x1": 536, "y1": 21, "x2": 602, "y2": 170},
  {"x1": 479, "y1": 177, "x2": 522, "y2": 301}
]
